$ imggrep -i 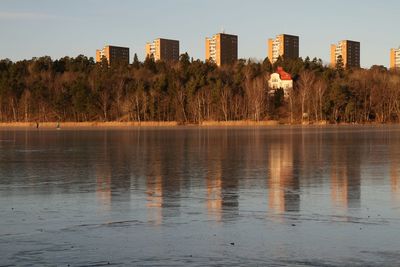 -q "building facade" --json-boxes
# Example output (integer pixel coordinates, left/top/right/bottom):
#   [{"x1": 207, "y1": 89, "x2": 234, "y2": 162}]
[
  {"x1": 330, "y1": 40, "x2": 360, "y2": 68},
  {"x1": 268, "y1": 34, "x2": 299, "y2": 63},
  {"x1": 96, "y1": 45, "x2": 130, "y2": 65},
  {"x1": 390, "y1": 47, "x2": 400, "y2": 69},
  {"x1": 145, "y1": 38, "x2": 180, "y2": 61},
  {"x1": 268, "y1": 67, "x2": 293, "y2": 98},
  {"x1": 205, "y1": 33, "x2": 238, "y2": 66}
]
